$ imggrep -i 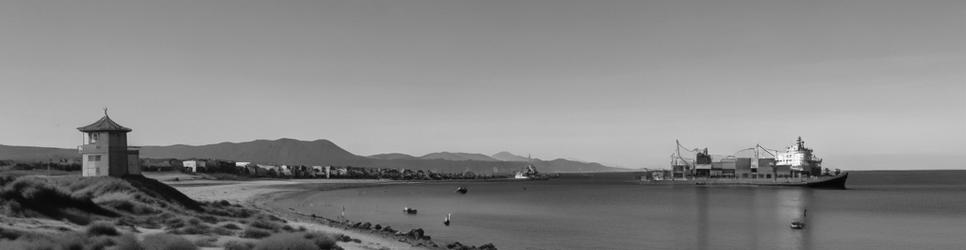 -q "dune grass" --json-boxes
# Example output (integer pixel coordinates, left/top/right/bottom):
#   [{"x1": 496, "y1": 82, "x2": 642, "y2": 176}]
[
  {"x1": 142, "y1": 233, "x2": 198, "y2": 250},
  {"x1": 0, "y1": 174, "x2": 346, "y2": 250},
  {"x1": 253, "y1": 232, "x2": 342, "y2": 250}
]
